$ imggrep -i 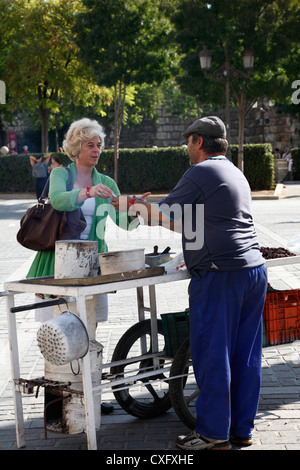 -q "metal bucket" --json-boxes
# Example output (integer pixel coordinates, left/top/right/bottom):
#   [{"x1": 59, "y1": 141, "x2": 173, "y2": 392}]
[
  {"x1": 145, "y1": 252, "x2": 174, "y2": 267},
  {"x1": 37, "y1": 311, "x2": 89, "y2": 366},
  {"x1": 98, "y1": 248, "x2": 145, "y2": 275}
]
